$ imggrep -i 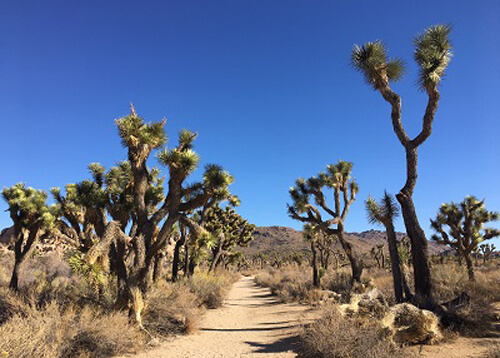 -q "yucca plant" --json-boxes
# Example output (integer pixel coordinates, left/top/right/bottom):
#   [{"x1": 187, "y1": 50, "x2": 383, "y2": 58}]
[{"x1": 352, "y1": 25, "x2": 452, "y2": 306}]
